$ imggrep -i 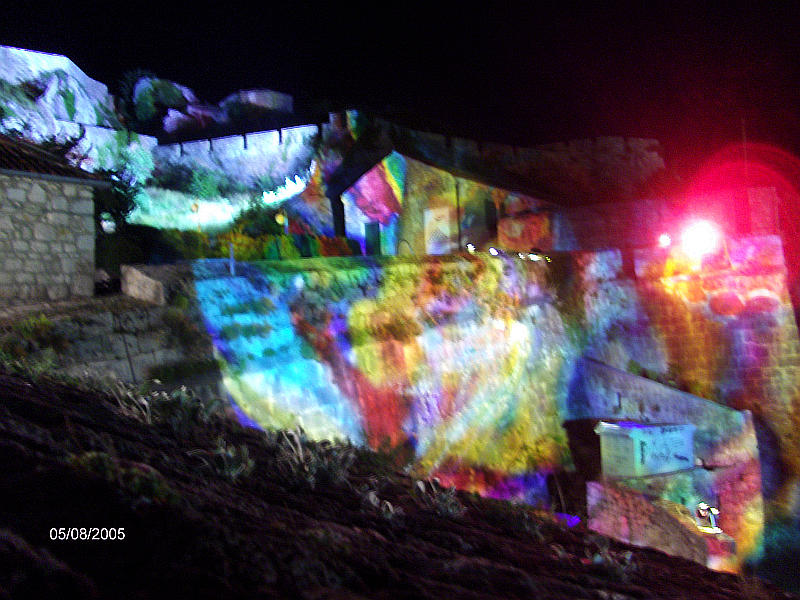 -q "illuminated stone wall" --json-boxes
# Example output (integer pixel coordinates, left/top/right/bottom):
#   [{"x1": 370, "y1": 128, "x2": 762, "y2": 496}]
[
  {"x1": 192, "y1": 254, "x2": 579, "y2": 505},
  {"x1": 632, "y1": 235, "x2": 800, "y2": 511},
  {"x1": 341, "y1": 152, "x2": 564, "y2": 255},
  {"x1": 189, "y1": 234, "x2": 799, "y2": 562},
  {"x1": 564, "y1": 187, "x2": 780, "y2": 250}
]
